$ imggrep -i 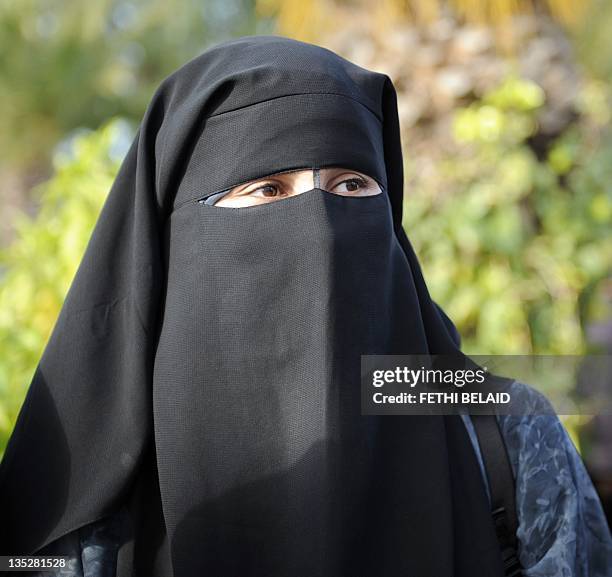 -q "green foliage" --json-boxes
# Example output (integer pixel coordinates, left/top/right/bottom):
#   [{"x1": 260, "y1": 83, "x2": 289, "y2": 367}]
[
  {"x1": 404, "y1": 76, "x2": 612, "y2": 355},
  {"x1": 0, "y1": 0, "x2": 259, "y2": 170},
  {"x1": 0, "y1": 119, "x2": 127, "y2": 456}
]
